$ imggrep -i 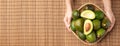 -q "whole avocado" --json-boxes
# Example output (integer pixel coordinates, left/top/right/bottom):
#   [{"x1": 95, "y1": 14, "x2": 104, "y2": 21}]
[
  {"x1": 70, "y1": 20, "x2": 76, "y2": 32},
  {"x1": 97, "y1": 28, "x2": 106, "y2": 38},
  {"x1": 95, "y1": 10, "x2": 104, "y2": 20},
  {"x1": 77, "y1": 31, "x2": 86, "y2": 40},
  {"x1": 93, "y1": 19, "x2": 101, "y2": 30},
  {"x1": 86, "y1": 31, "x2": 96, "y2": 43},
  {"x1": 102, "y1": 18, "x2": 111, "y2": 29},
  {"x1": 72, "y1": 10, "x2": 80, "y2": 19},
  {"x1": 74, "y1": 18, "x2": 84, "y2": 32}
]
